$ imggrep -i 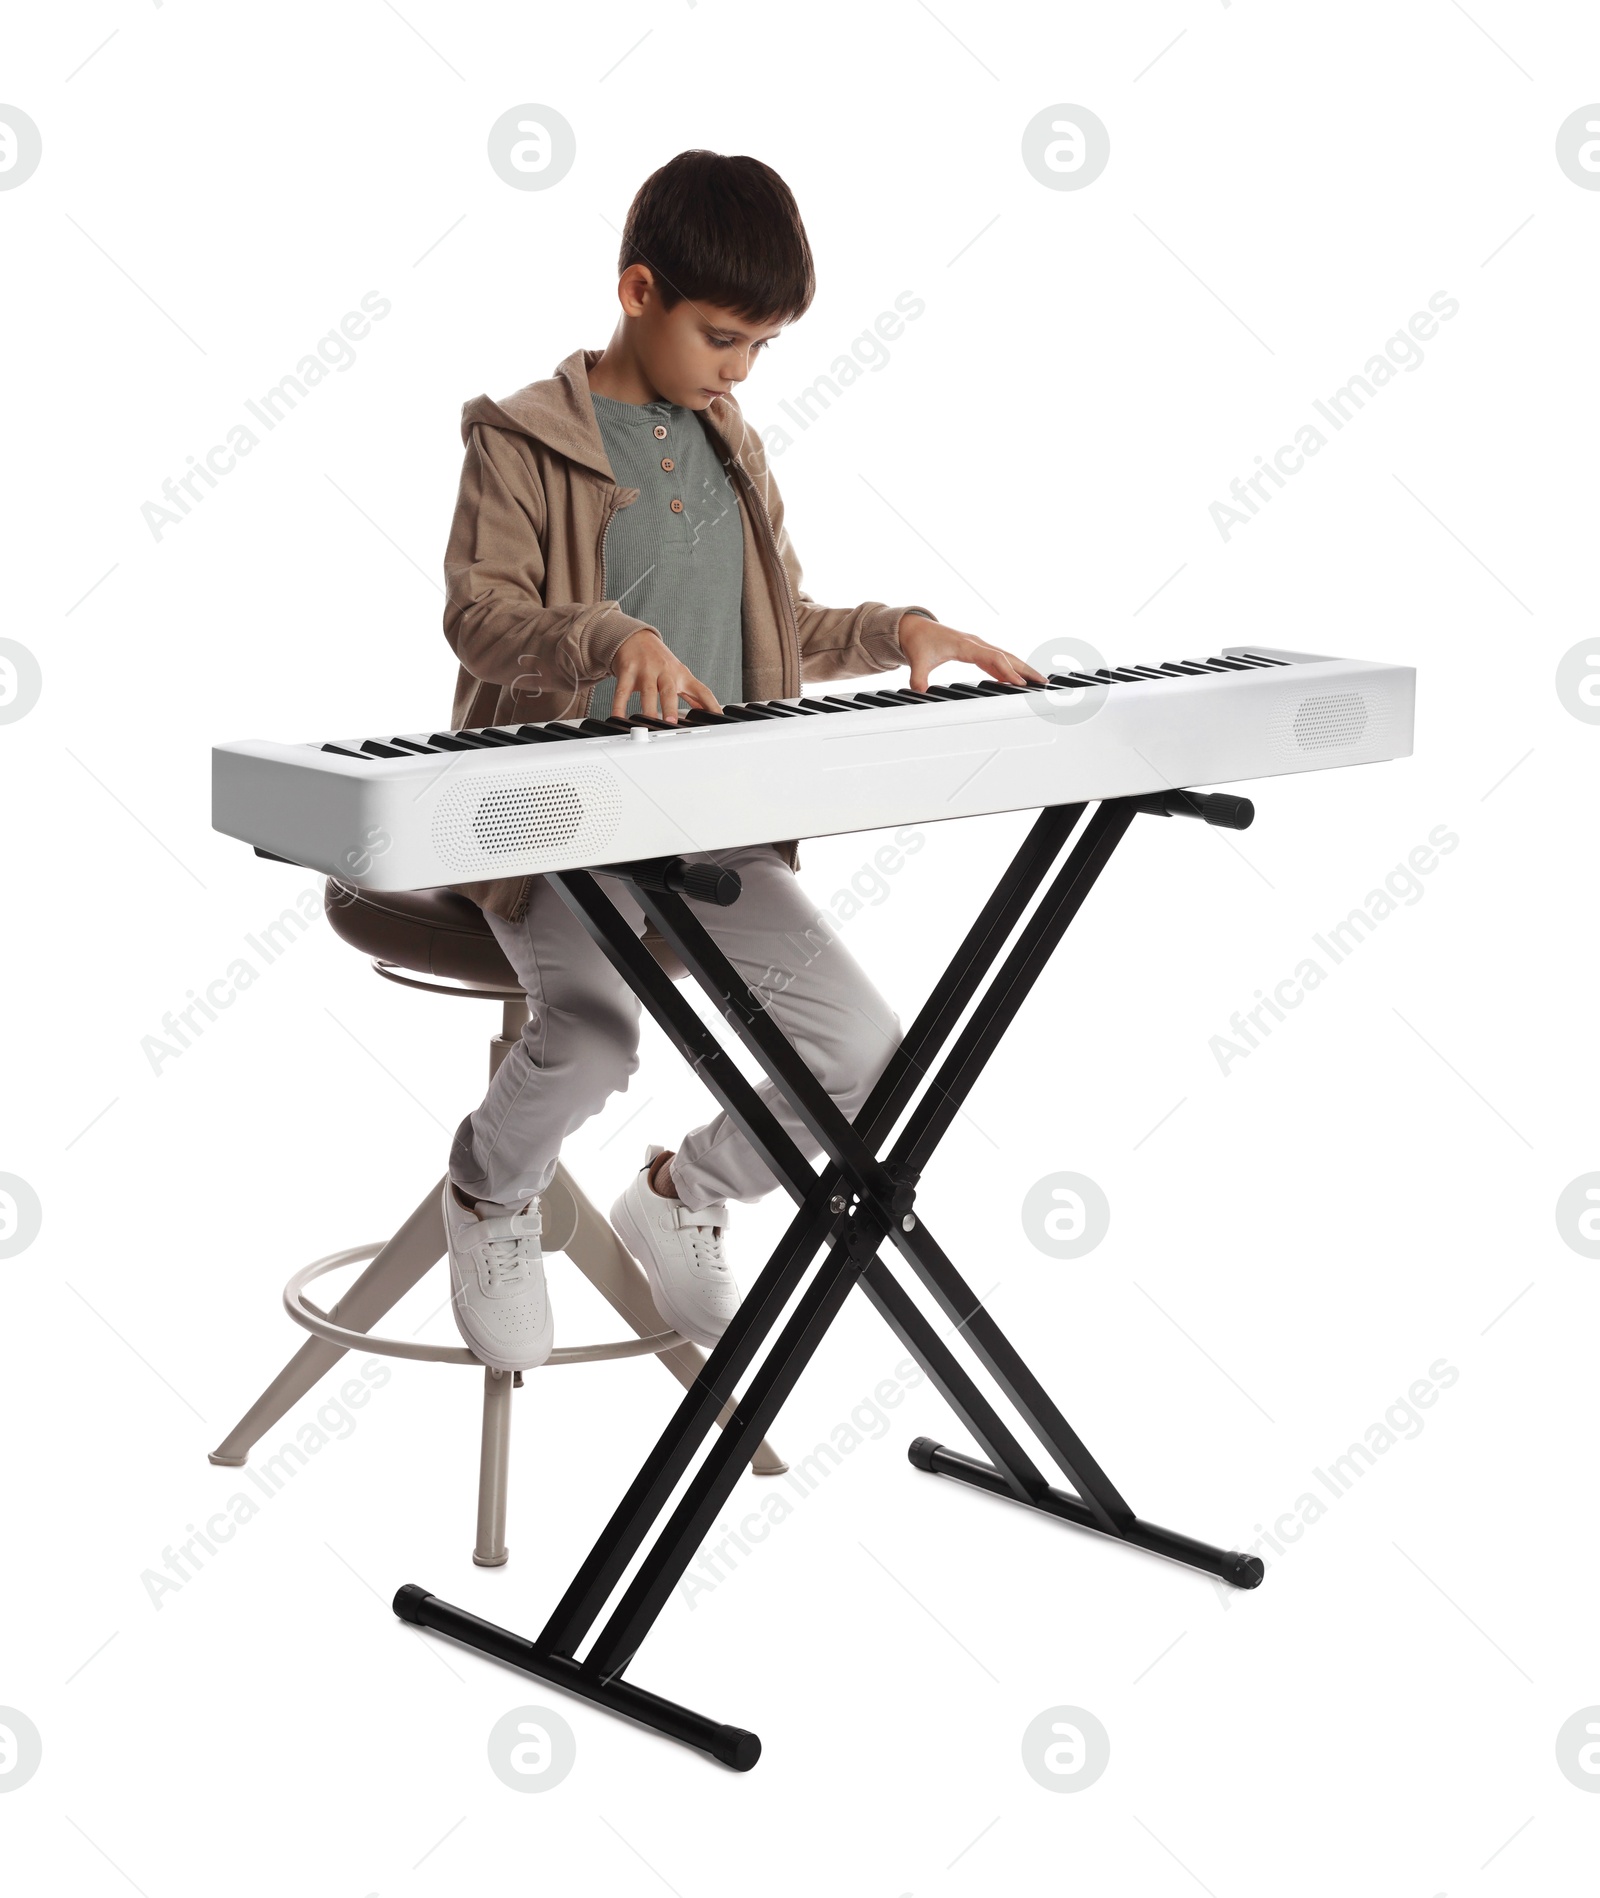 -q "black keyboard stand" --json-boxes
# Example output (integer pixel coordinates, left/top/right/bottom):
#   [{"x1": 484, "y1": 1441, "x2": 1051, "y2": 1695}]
[{"x1": 394, "y1": 793, "x2": 1265, "y2": 1769}]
